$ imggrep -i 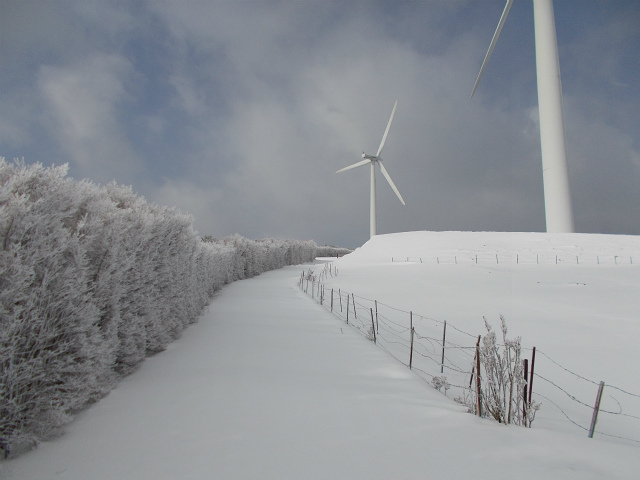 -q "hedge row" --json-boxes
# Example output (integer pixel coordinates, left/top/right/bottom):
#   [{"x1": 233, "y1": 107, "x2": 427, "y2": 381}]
[{"x1": 0, "y1": 159, "x2": 319, "y2": 456}]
